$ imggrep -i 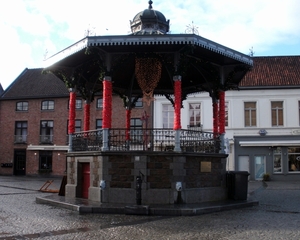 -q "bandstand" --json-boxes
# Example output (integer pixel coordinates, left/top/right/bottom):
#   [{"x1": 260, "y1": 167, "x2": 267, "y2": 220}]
[{"x1": 44, "y1": 1, "x2": 253, "y2": 205}]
